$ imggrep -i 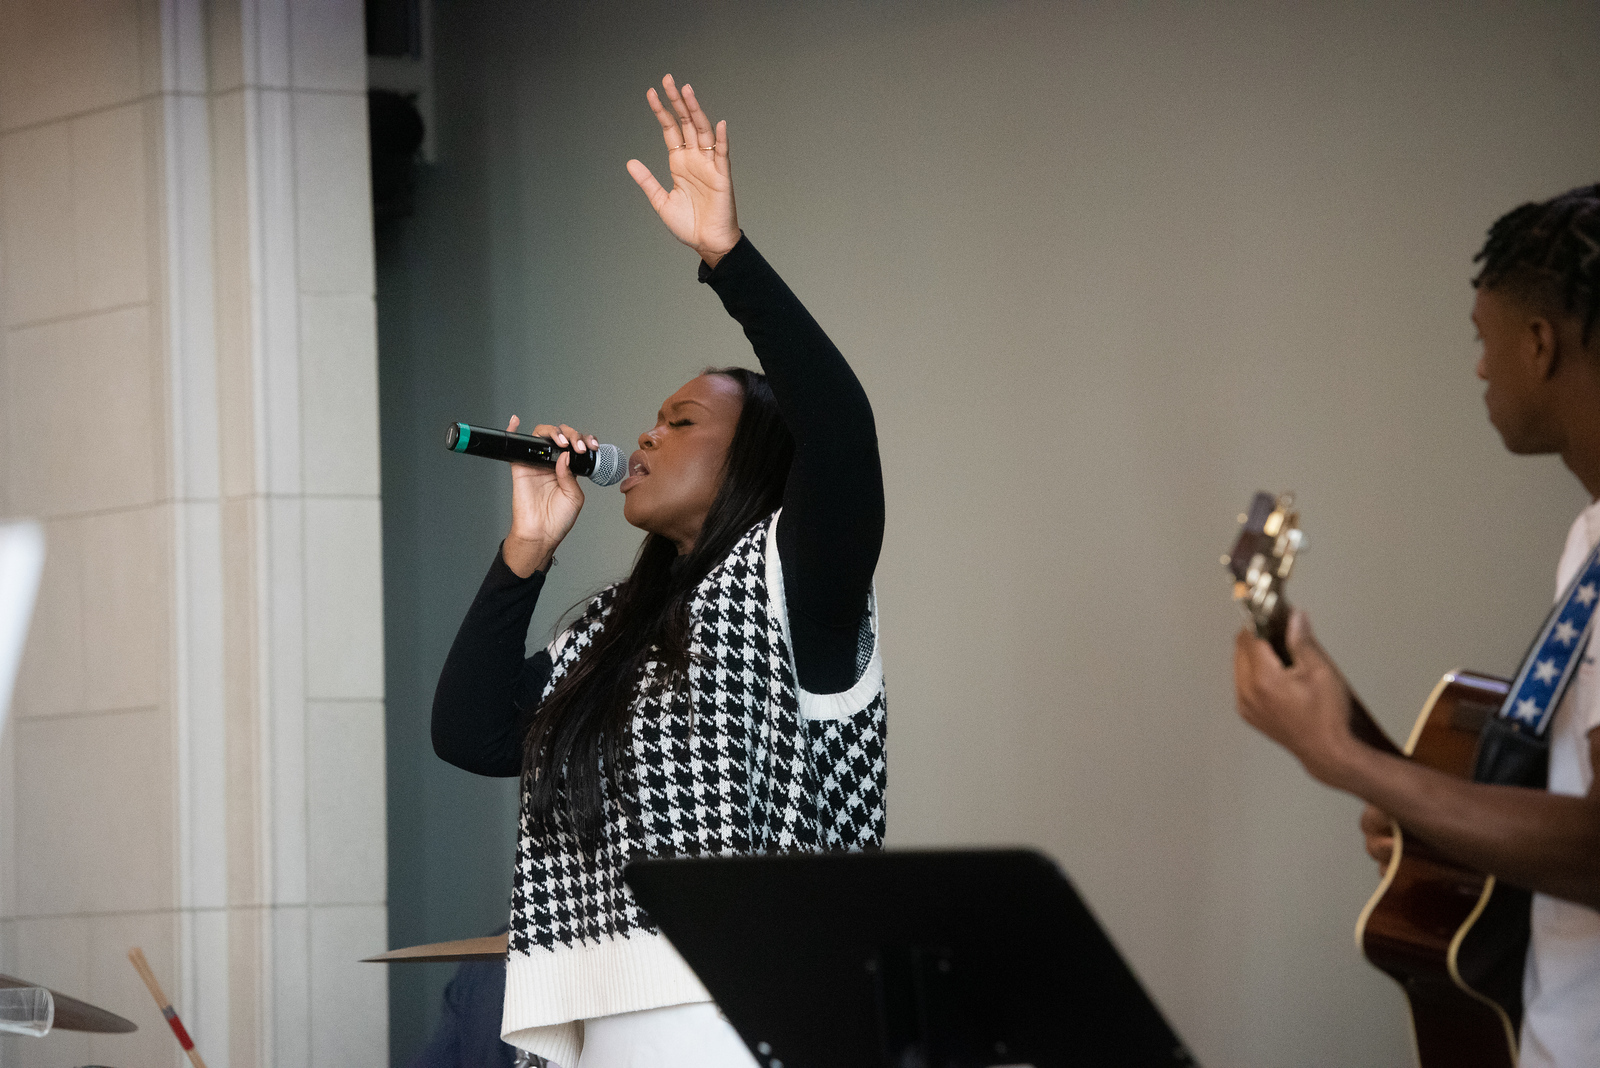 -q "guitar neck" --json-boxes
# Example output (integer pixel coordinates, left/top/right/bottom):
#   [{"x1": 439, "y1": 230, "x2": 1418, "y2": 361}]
[
  {"x1": 1260, "y1": 597, "x2": 1402, "y2": 758},
  {"x1": 1347, "y1": 694, "x2": 1402, "y2": 756}
]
